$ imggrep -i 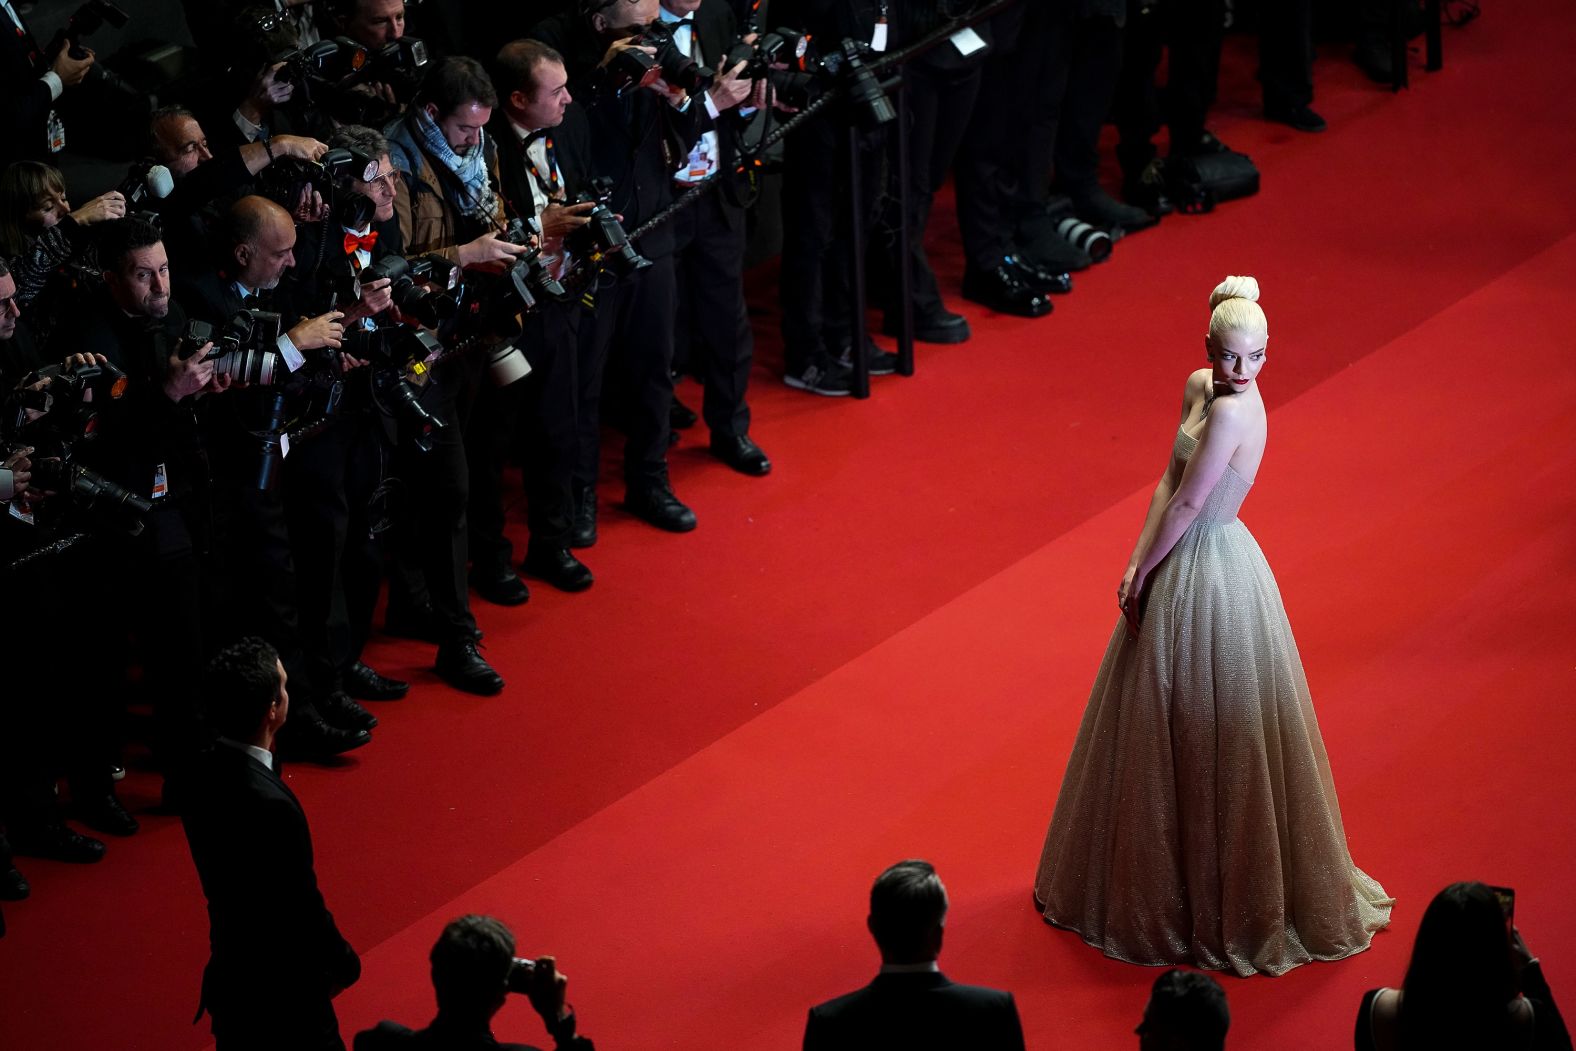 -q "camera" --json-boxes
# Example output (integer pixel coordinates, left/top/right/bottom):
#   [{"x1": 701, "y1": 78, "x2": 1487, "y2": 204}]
[
  {"x1": 257, "y1": 146, "x2": 381, "y2": 231},
  {"x1": 45, "y1": 0, "x2": 130, "y2": 88},
  {"x1": 722, "y1": 27, "x2": 821, "y2": 109},
  {"x1": 341, "y1": 322, "x2": 449, "y2": 452},
  {"x1": 505, "y1": 956, "x2": 555, "y2": 995},
  {"x1": 117, "y1": 160, "x2": 174, "y2": 221},
  {"x1": 180, "y1": 310, "x2": 290, "y2": 387},
  {"x1": 359, "y1": 254, "x2": 462, "y2": 328},
  {"x1": 821, "y1": 39, "x2": 895, "y2": 129},
  {"x1": 448, "y1": 220, "x2": 562, "y2": 374},
  {"x1": 2, "y1": 357, "x2": 151, "y2": 537},
  {"x1": 604, "y1": 23, "x2": 715, "y2": 98},
  {"x1": 563, "y1": 179, "x2": 652, "y2": 281}
]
